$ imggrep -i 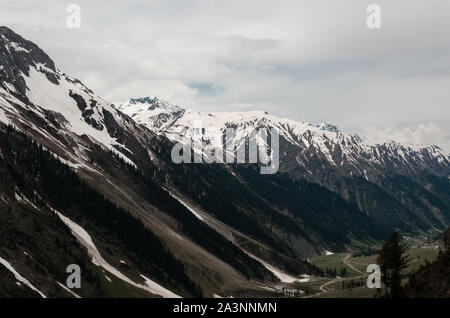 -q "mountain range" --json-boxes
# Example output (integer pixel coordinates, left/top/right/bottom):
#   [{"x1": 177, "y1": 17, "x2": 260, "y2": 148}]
[{"x1": 0, "y1": 26, "x2": 448, "y2": 298}]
